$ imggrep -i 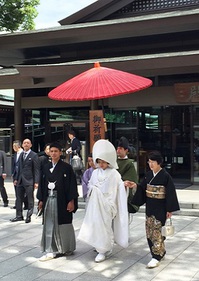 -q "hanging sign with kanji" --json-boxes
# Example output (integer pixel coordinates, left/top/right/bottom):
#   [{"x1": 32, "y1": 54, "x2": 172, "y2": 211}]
[
  {"x1": 174, "y1": 82, "x2": 199, "y2": 103},
  {"x1": 89, "y1": 110, "x2": 105, "y2": 152}
]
